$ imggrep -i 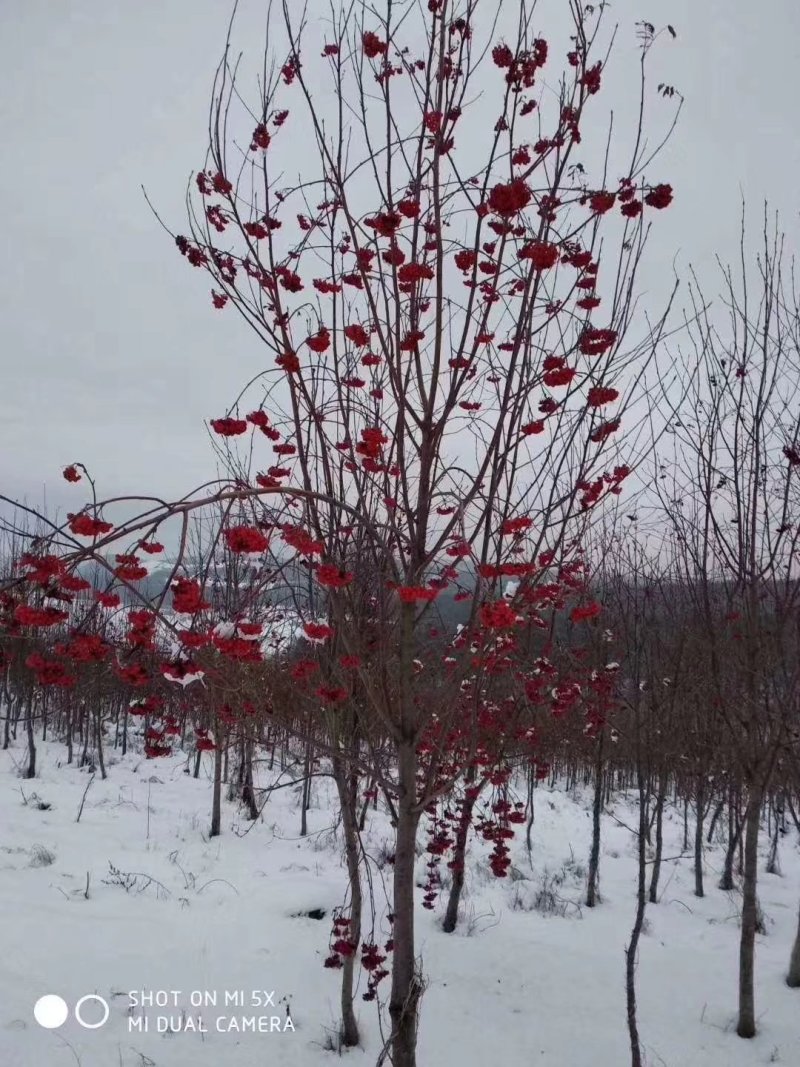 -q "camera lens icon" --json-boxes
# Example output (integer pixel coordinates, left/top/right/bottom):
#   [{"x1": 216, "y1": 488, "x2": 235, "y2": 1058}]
[
  {"x1": 34, "y1": 994, "x2": 110, "y2": 1030},
  {"x1": 75, "y1": 994, "x2": 110, "y2": 1029},
  {"x1": 33, "y1": 996, "x2": 69, "y2": 1029}
]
